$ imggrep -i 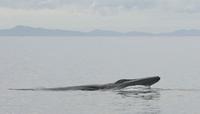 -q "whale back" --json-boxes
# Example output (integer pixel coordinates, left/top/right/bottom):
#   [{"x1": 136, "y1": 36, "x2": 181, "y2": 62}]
[{"x1": 114, "y1": 79, "x2": 132, "y2": 84}]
